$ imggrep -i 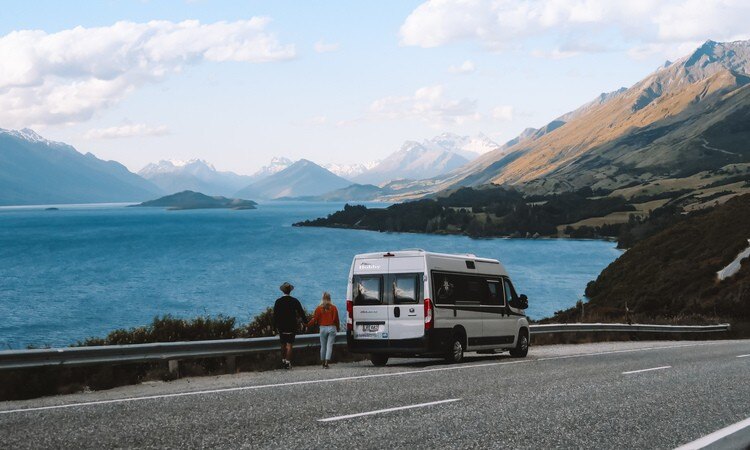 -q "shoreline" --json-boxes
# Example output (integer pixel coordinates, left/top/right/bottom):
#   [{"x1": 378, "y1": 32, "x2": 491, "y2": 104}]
[{"x1": 294, "y1": 222, "x2": 621, "y2": 244}]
